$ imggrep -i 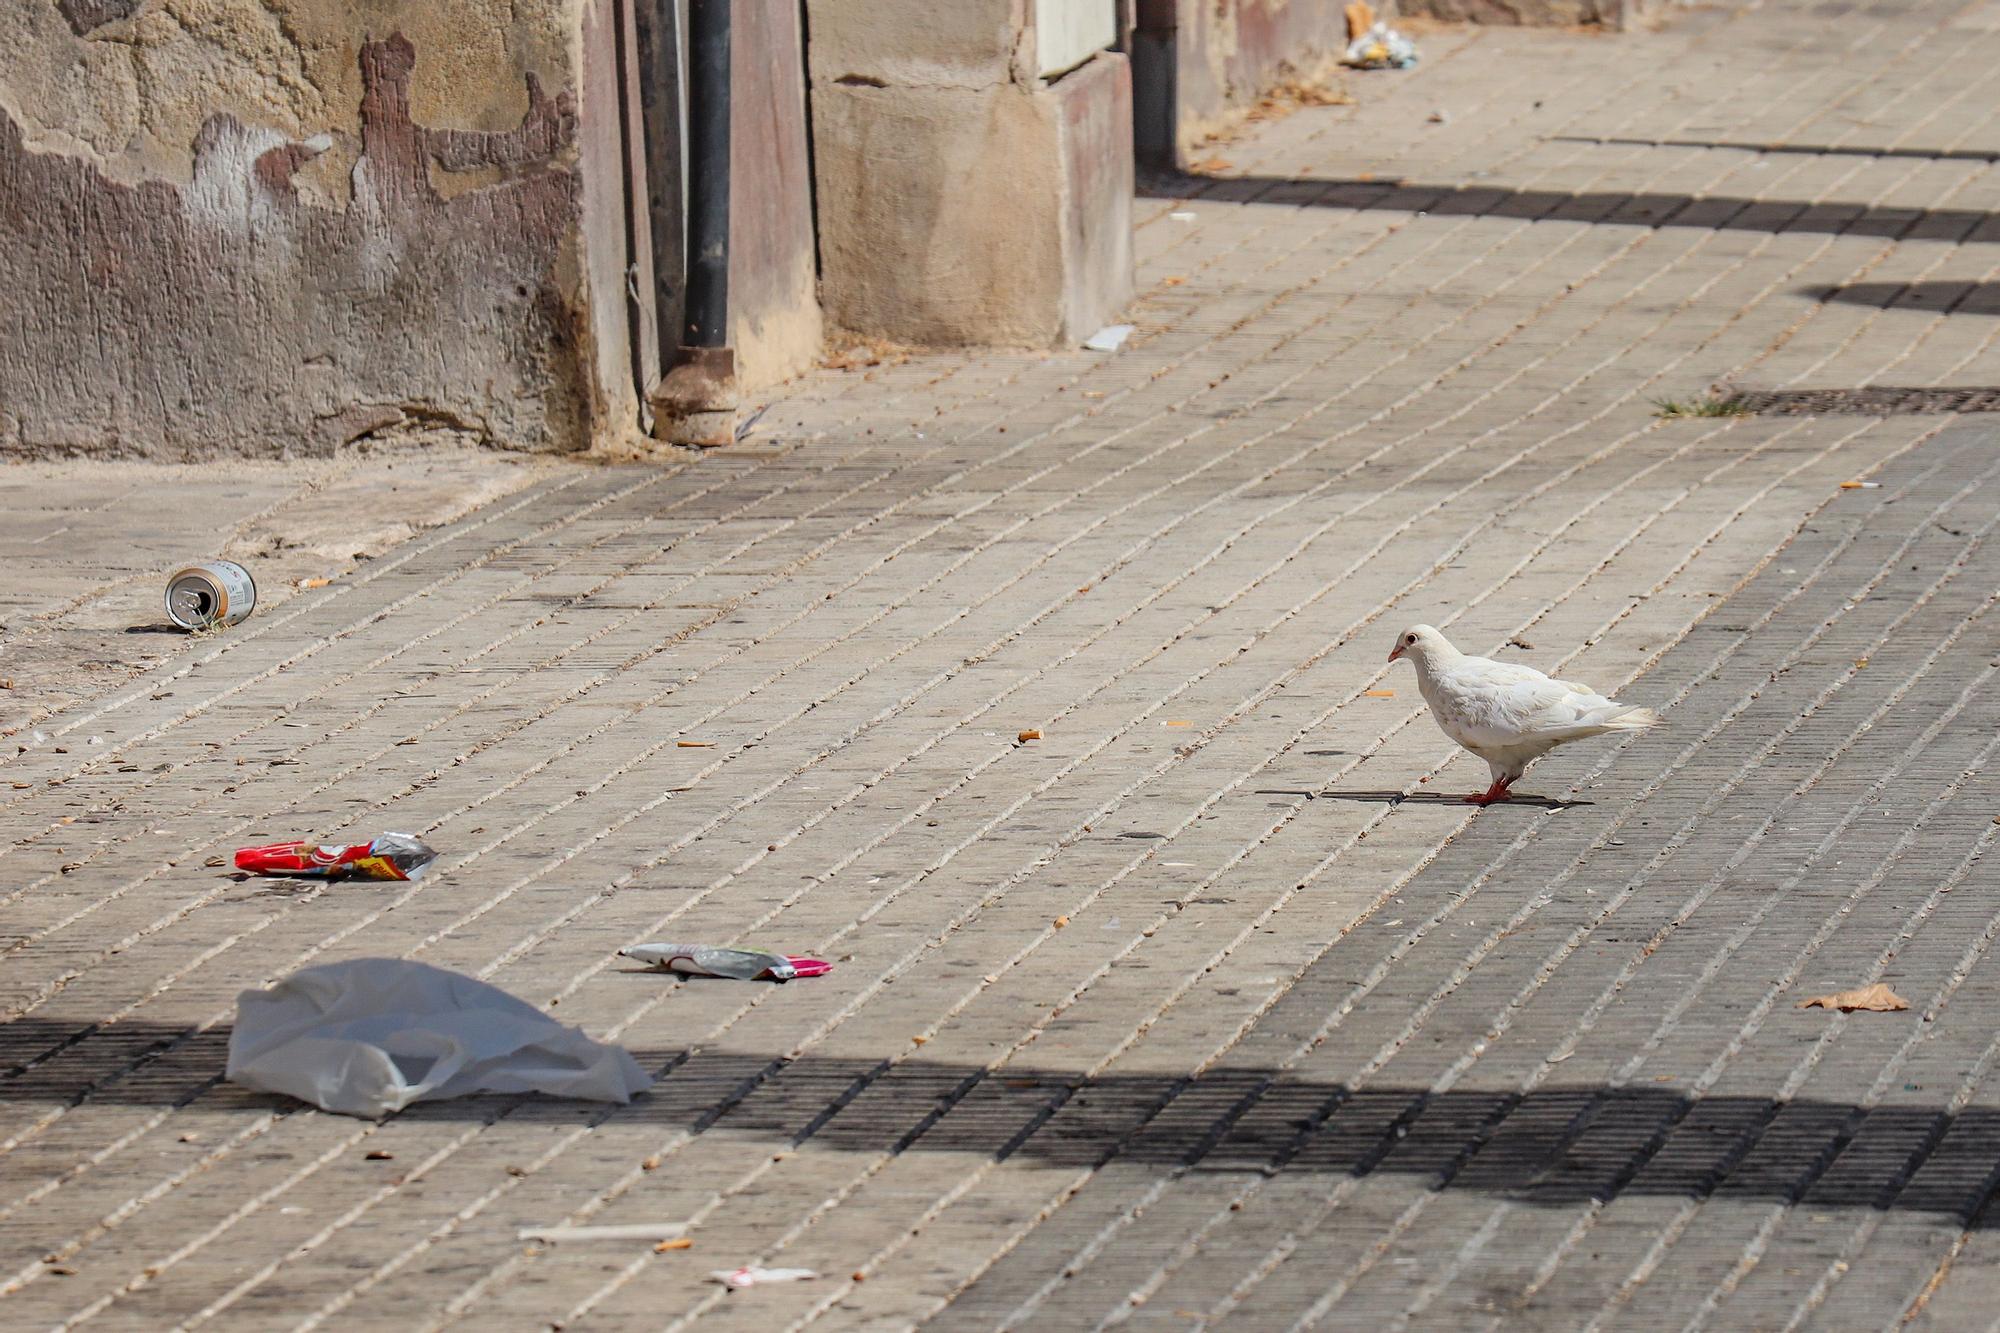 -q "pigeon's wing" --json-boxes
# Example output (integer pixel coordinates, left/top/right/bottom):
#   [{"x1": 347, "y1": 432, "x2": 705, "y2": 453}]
[{"x1": 1439, "y1": 659, "x2": 1619, "y2": 746}]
